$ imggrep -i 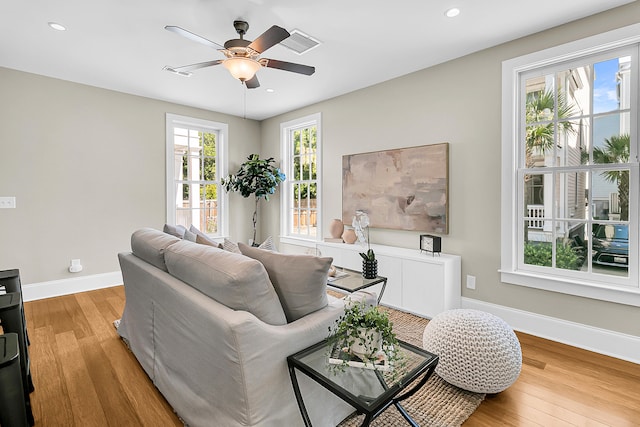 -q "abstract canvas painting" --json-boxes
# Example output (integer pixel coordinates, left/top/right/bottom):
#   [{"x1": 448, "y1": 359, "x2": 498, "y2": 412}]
[{"x1": 342, "y1": 143, "x2": 449, "y2": 233}]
